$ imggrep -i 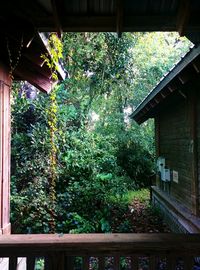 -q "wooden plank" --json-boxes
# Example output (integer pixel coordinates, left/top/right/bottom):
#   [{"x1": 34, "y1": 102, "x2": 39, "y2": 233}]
[
  {"x1": 45, "y1": 252, "x2": 65, "y2": 270},
  {"x1": 0, "y1": 64, "x2": 11, "y2": 235},
  {"x1": 2, "y1": 81, "x2": 10, "y2": 231},
  {"x1": 9, "y1": 256, "x2": 17, "y2": 270},
  {"x1": 189, "y1": 88, "x2": 199, "y2": 215},
  {"x1": 177, "y1": 0, "x2": 191, "y2": 36},
  {"x1": 113, "y1": 255, "x2": 120, "y2": 270},
  {"x1": 129, "y1": 256, "x2": 134, "y2": 270},
  {"x1": 149, "y1": 256, "x2": 156, "y2": 270},
  {"x1": 27, "y1": 256, "x2": 35, "y2": 270},
  {"x1": 14, "y1": 60, "x2": 53, "y2": 93},
  {"x1": 44, "y1": 256, "x2": 52, "y2": 270},
  {"x1": 65, "y1": 256, "x2": 74, "y2": 270},
  {"x1": 132, "y1": 255, "x2": 139, "y2": 270},
  {"x1": 0, "y1": 80, "x2": 3, "y2": 232},
  {"x1": 116, "y1": 0, "x2": 123, "y2": 38},
  {"x1": 51, "y1": 0, "x2": 63, "y2": 38},
  {"x1": 56, "y1": 253, "x2": 65, "y2": 270},
  {"x1": 98, "y1": 257, "x2": 105, "y2": 270},
  {"x1": 152, "y1": 186, "x2": 200, "y2": 233},
  {"x1": 184, "y1": 256, "x2": 193, "y2": 270},
  {"x1": 155, "y1": 116, "x2": 160, "y2": 166},
  {"x1": 193, "y1": 62, "x2": 200, "y2": 73},
  {"x1": 0, "y1": 234, "x2": 200, "y2": 250},
  {"x1": 167, "y1": 255, "x2": 176, "y2": 270},
  {"x1": 83, "y1": 256, "x2": 90, "y2": 270},
  {"x1": 0, "y1": 234, "x2": 199, "y2": 270},
  {"x1": 36, "y1": 15, "x2": 177, "y2": 32}
]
